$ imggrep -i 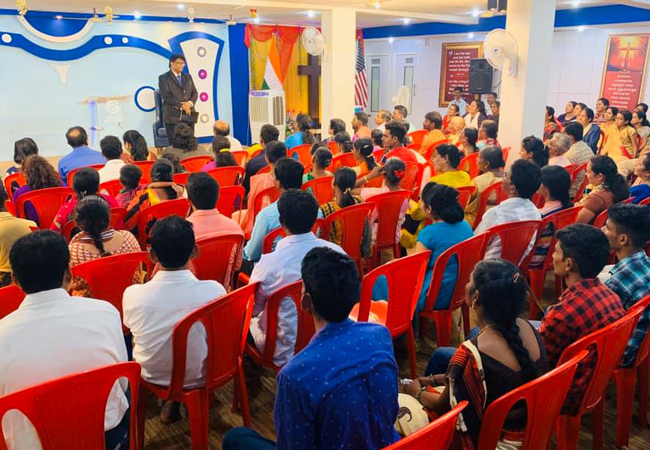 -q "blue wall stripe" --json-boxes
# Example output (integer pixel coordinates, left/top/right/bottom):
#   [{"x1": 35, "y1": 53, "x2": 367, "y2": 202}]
[{"x1": 228, "y1": 23, "x2": 251, "y2": 146}]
